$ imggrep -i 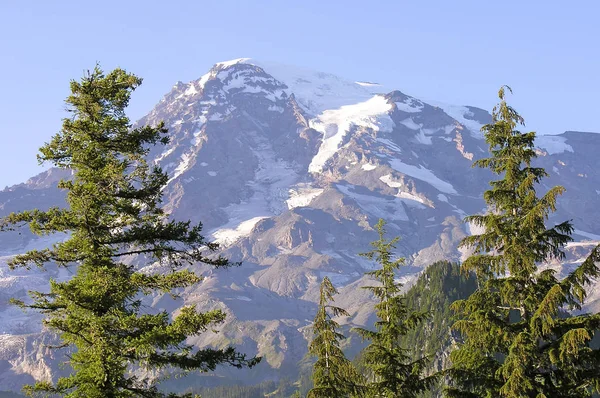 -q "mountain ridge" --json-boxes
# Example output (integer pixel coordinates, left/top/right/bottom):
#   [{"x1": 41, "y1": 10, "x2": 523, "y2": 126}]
[{"x1": 0, "y1": 58, "x2": 598, "y2": 392}]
